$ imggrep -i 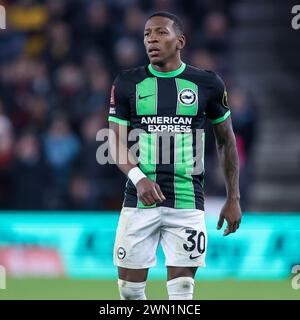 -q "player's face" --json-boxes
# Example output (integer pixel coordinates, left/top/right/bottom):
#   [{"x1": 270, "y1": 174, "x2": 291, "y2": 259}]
[{"x1": 144, "y1": 16, "x2": 184, "y2": 65}]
